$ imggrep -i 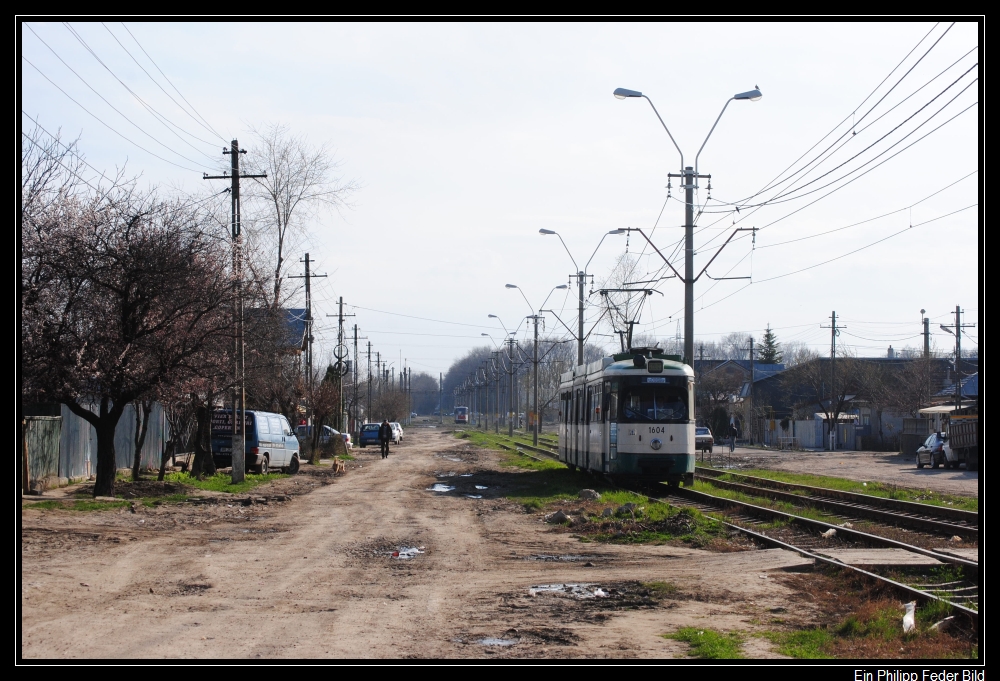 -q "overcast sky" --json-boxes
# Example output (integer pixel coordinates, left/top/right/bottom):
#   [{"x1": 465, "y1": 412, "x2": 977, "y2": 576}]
[{"x1": 21, "y1": 21, "x2": 980, "y2": 377}]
